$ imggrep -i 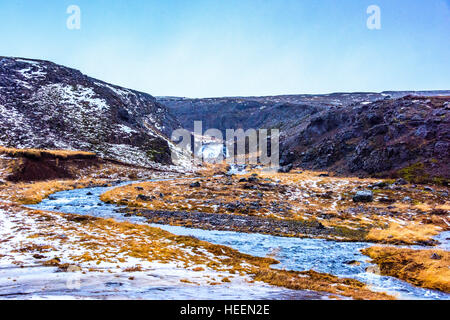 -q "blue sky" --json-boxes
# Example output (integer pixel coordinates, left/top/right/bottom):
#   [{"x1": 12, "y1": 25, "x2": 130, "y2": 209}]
[{"x1": 0, "y1": 0, "x2": 449, "y2": 97}]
